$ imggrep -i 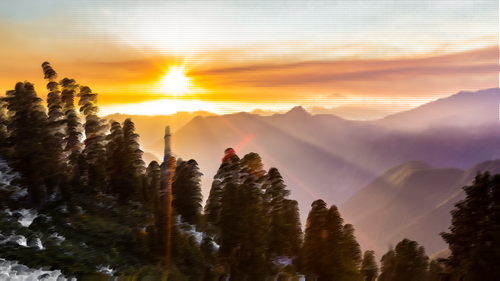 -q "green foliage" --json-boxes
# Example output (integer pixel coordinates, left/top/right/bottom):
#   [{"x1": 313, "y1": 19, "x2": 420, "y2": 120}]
[
  {"x1": 360, "y1": 250, "x2": 378, "y2": 280},
  {"x1": 440, "y1": 171, "x2": 500, "y2": 277},
  {"x1": 172, "y1": 159, "x2": 203, "y2": 225},
  {"x1": 379, "y1": 239, "x2": 428, "y2": 280},
  {"x1": 1, "y1": 81, "x2": 60, "y2": 207},
  {"x1": 378, "y1": 247, "x2": 395, "y2": 281},
  {"x1": 299, "y1": 200, "x2": 362, "y2": 277},
  {"x1": 300, "y1": 199, "x2": 329, "y2": 275},
  {"x1": 264, "y1": 167, "x2": 302, "y2": 265},
  {"x1": 429, "y1": 259, "x2": 445, "y2": 276}
]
